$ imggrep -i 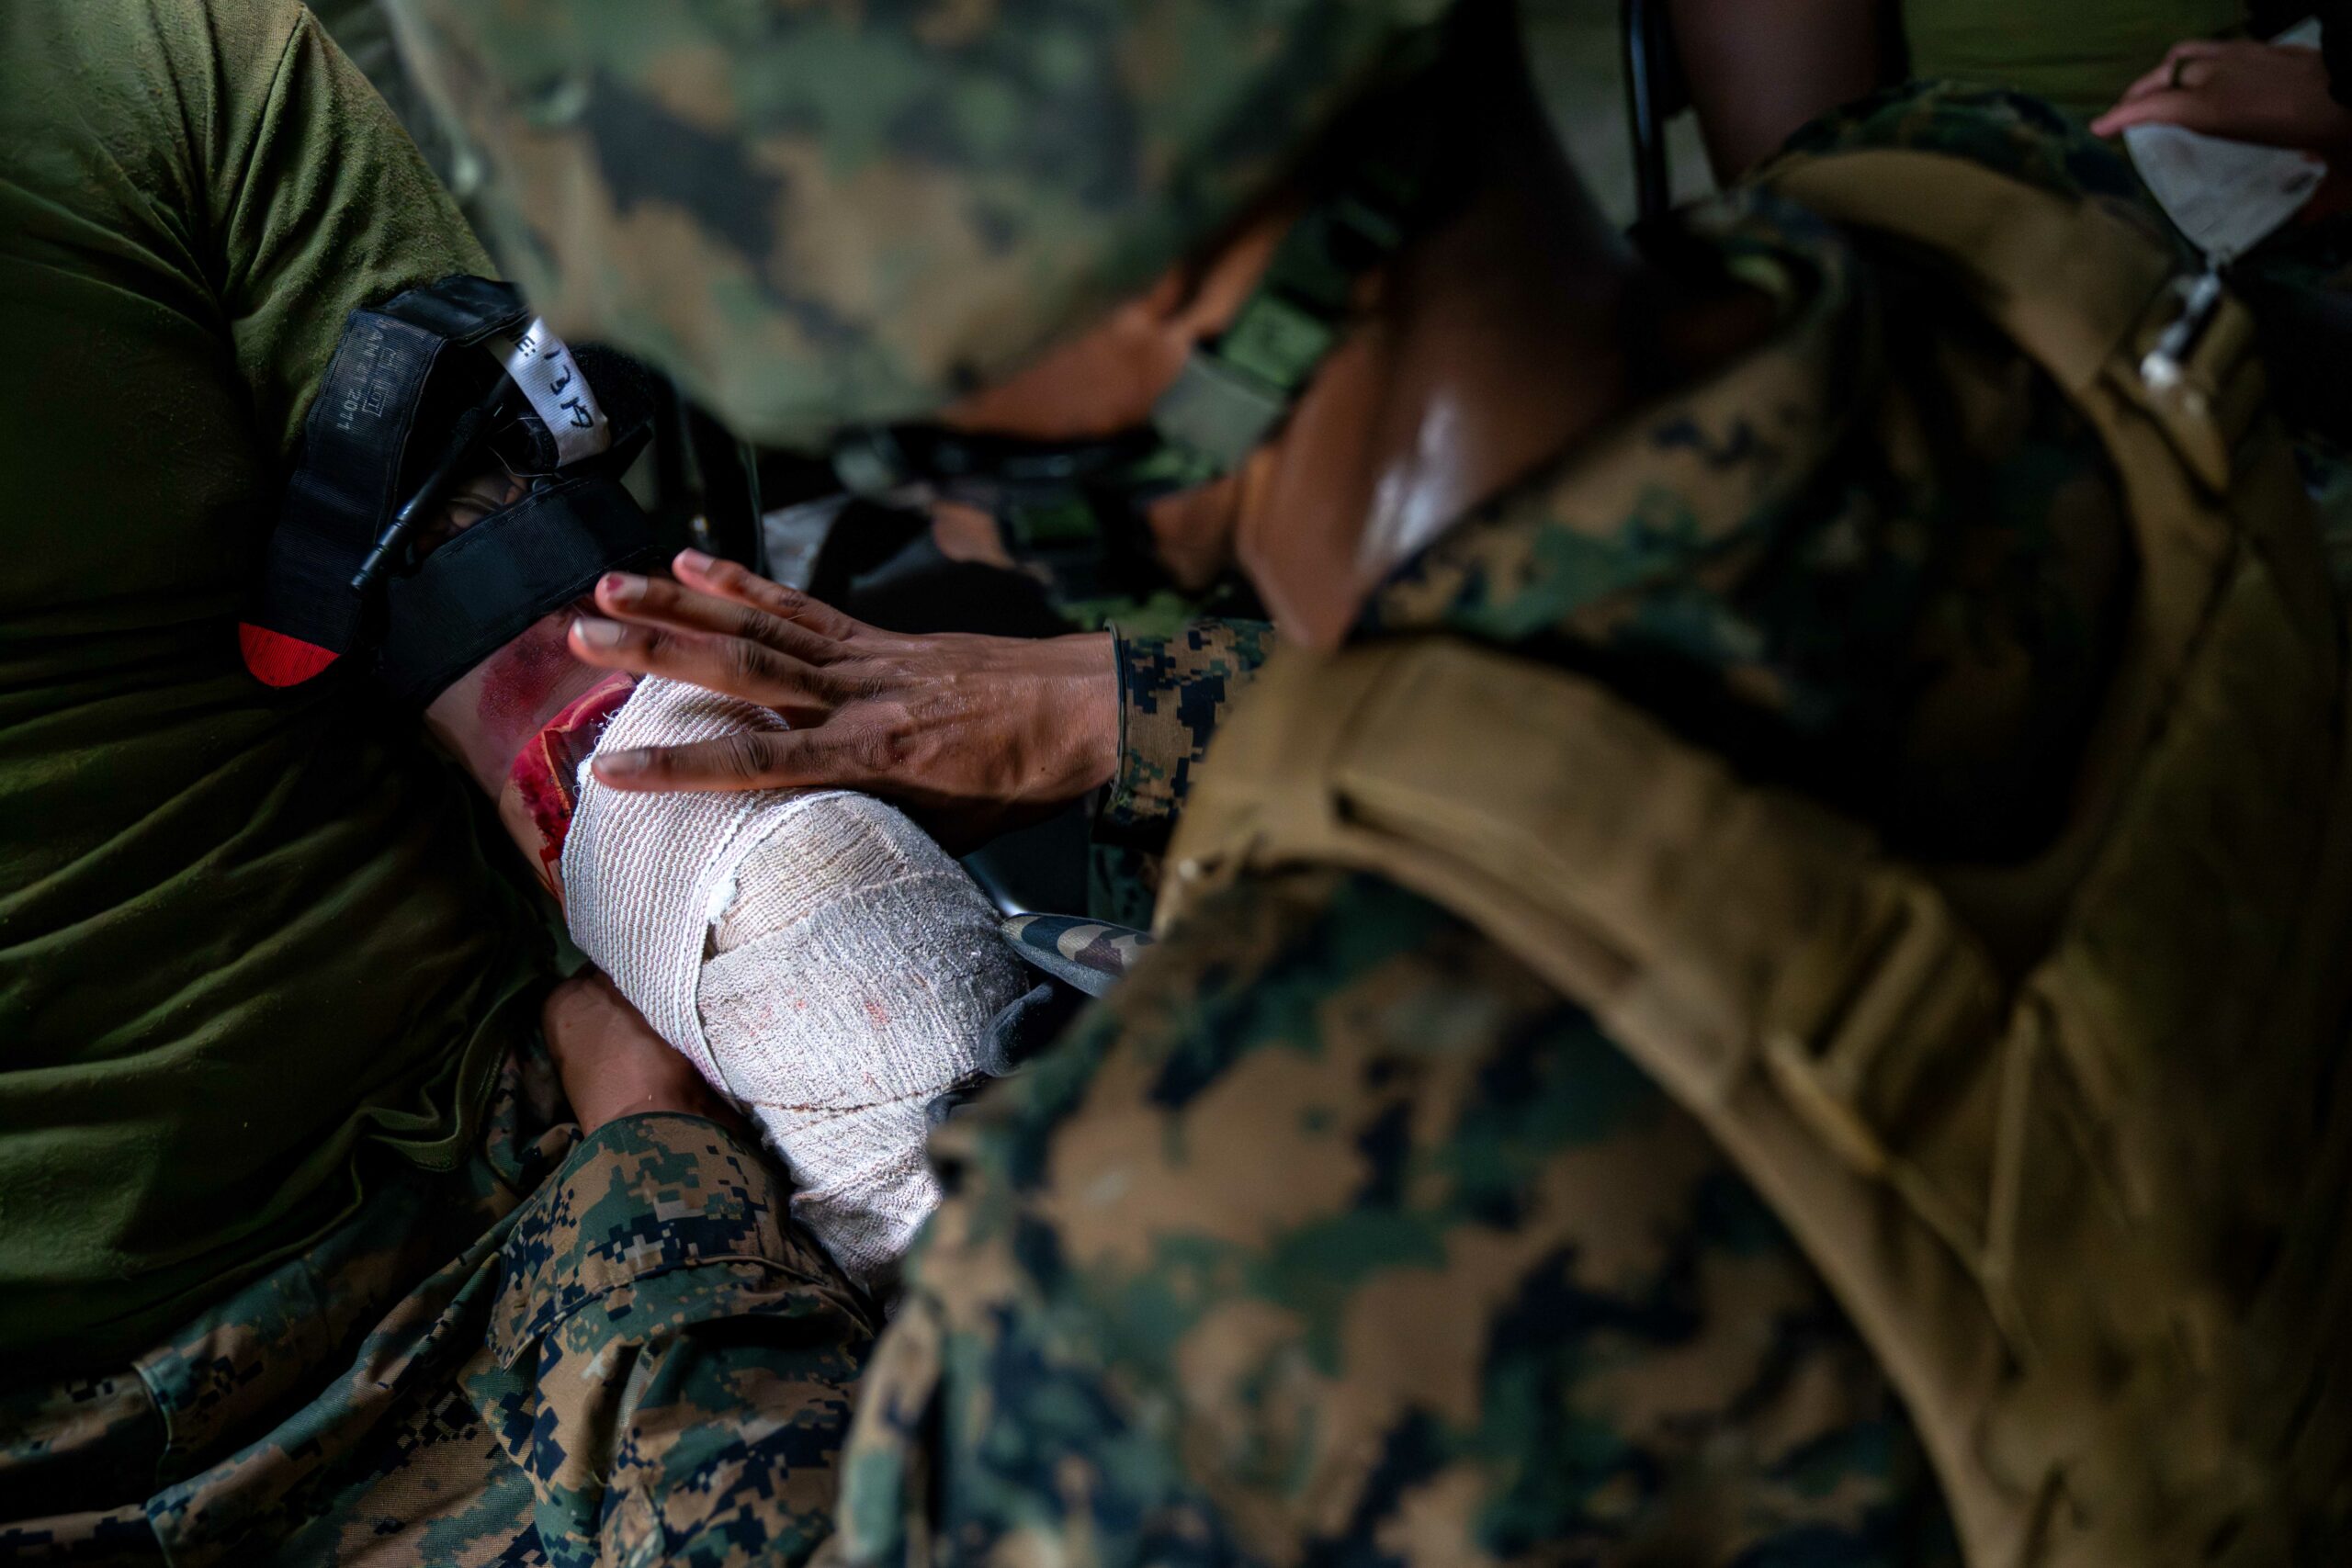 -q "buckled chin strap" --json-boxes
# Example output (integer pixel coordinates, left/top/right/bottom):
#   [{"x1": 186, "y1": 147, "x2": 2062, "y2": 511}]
[
  {"x1": 1151, "y1": 139, "x2": 1431, "y2": 477},
  {"x1": 824, "y1": 123, "x2": 1440, "y2": 600}
]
